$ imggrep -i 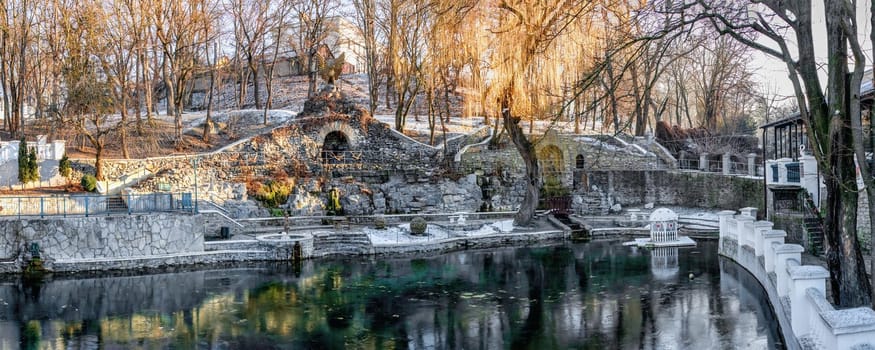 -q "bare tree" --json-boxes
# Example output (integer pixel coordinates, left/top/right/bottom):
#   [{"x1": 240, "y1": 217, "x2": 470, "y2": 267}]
[
  {"x1": 227, "y1": 0, "x2": 272, "y2": 110},
  {"x1": 292, "y1": 0, "x2": 339, "y2": 98},
  {"x1": 148, "y1": 0, "x2": 212, "y2": 148},
  {"x1": 352, "y1": 0, "x2": 380, "y2": 116},
  {"x1": 57, "y1": 0, "x2": 119, "y2": 180},
  {"x1": 684, "y1": 0, "x2": 872, "y2": 307},
  {"x1": 385, "y1": 0, "x2": 428, "y2": 132},
  {"x1": 262, "y1": 0, "x2": 294, "y2": 125},
  {"x1": 0, "y1": 0, "x2": 38, "y2": 137}
]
